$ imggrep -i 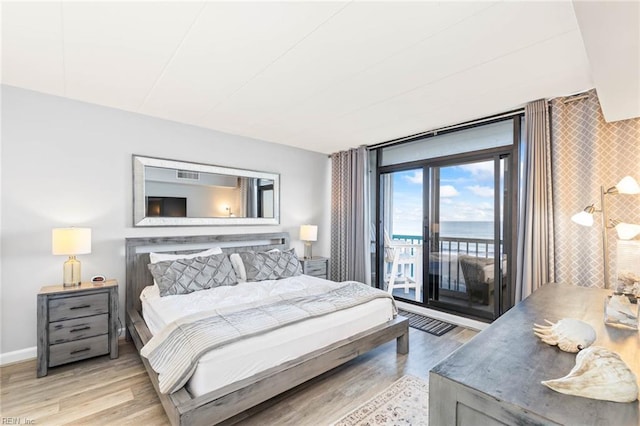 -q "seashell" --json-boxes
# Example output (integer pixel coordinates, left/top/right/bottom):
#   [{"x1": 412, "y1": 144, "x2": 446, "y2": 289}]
[
  {"x1": 542, "y1": 346, "x2": 639, "y2": 403},
  {"x1": 533, "y1": 318, "x2": 596, "y2": 353}
]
